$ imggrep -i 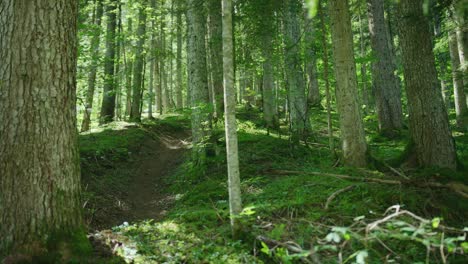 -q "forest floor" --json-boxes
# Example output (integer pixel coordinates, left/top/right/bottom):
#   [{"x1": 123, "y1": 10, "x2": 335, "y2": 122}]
[{"x1": 78, "y1": 109, "x2": 468, "y2": 264}]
